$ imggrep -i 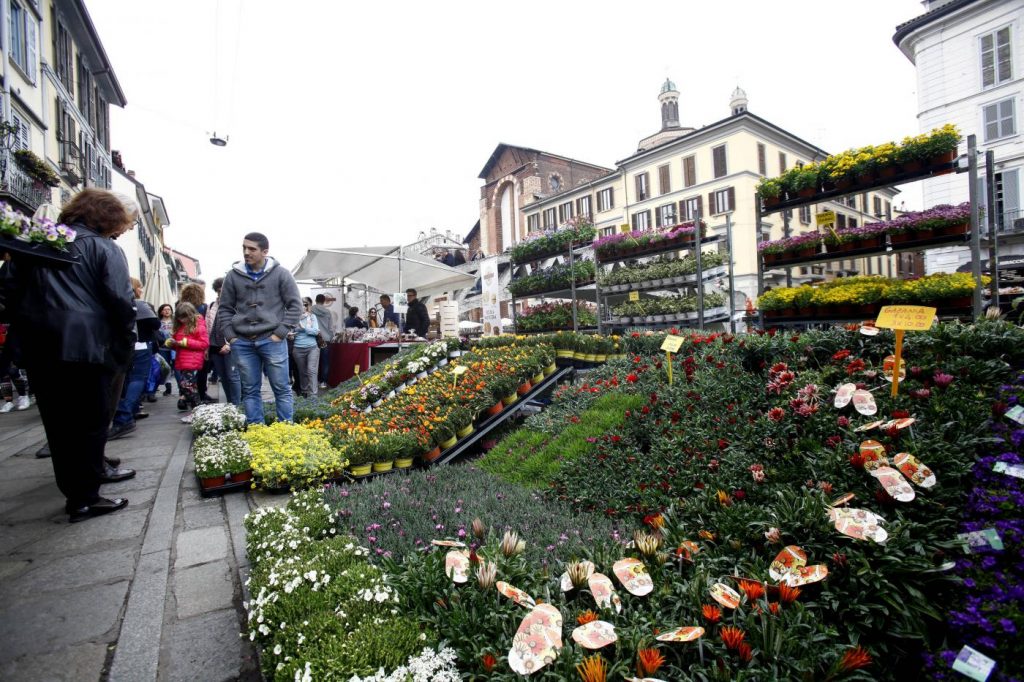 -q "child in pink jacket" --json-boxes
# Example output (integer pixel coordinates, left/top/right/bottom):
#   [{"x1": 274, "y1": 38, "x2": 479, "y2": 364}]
[{"x1": 166, "y1": 302, "x2": 209, "y2": 411}]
